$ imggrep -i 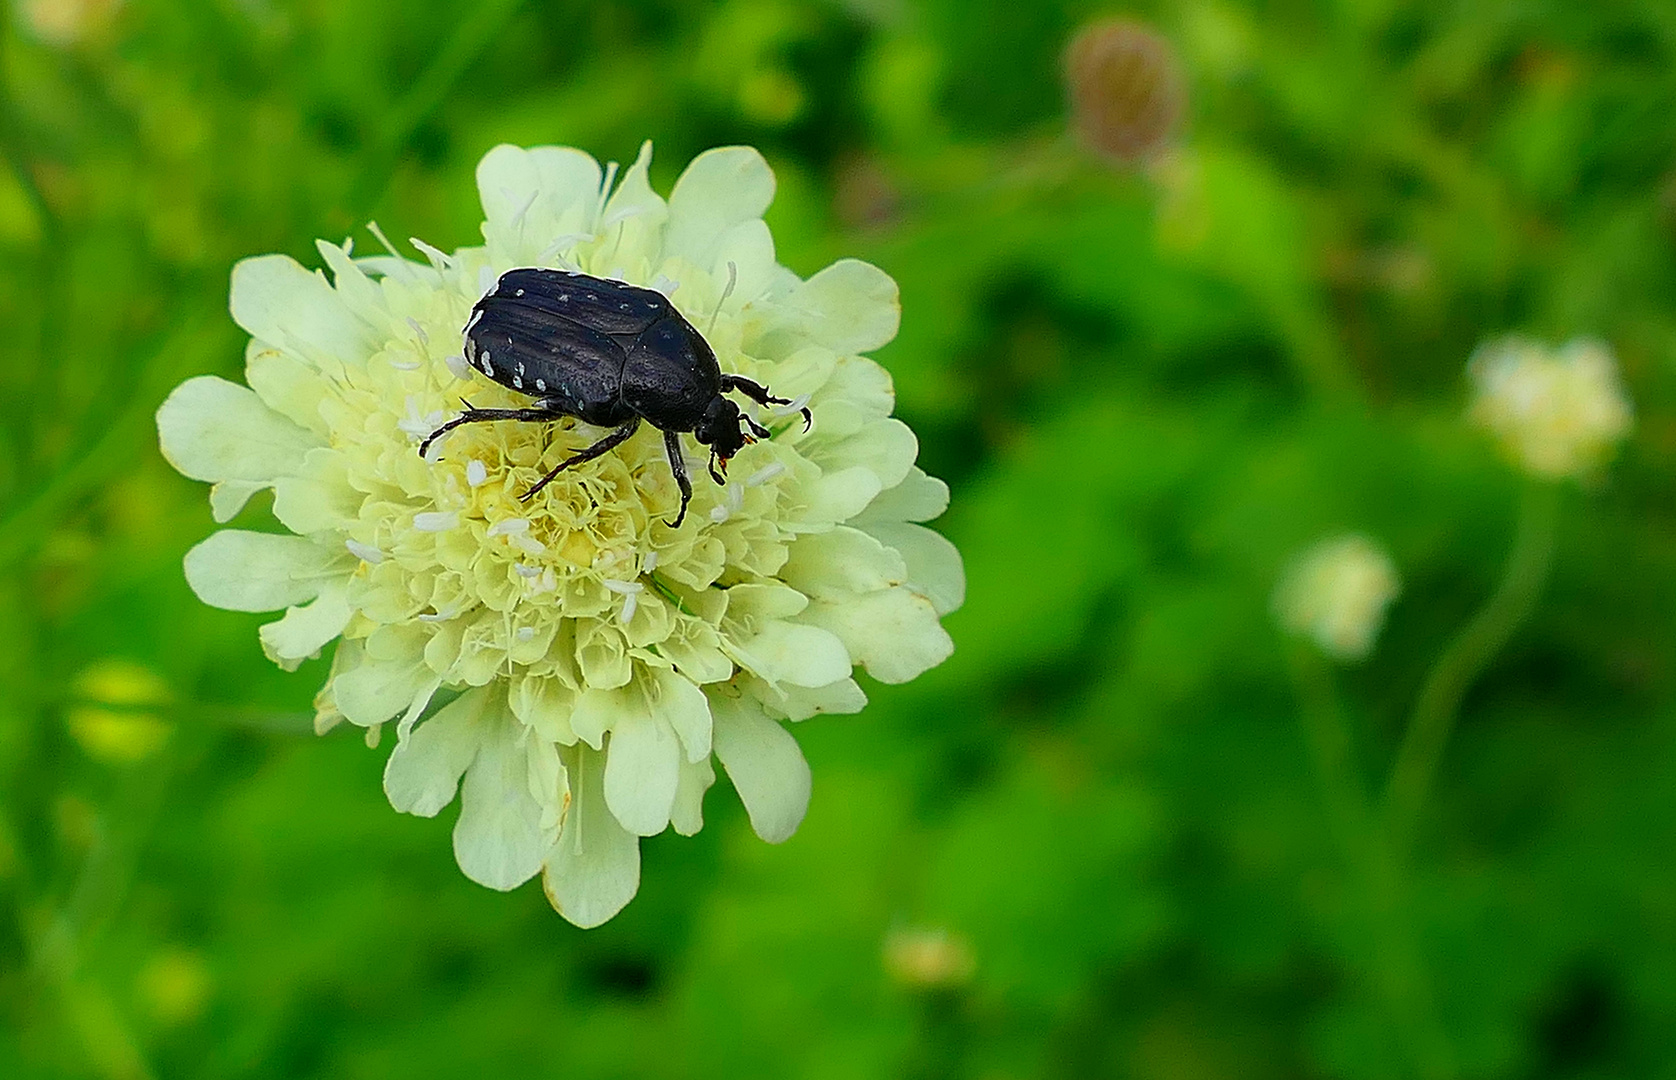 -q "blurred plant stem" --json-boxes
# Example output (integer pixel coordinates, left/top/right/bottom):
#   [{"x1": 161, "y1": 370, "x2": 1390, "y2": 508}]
[
  {"x1": 25, "y1": 747, "x2": 177, "y2": 1080},
  {"x1": 1289, "y1": 648, "x2": 1458, "y2": 1080},
  {"x1": 343, "y1": 0, "x2": 527, "y2": 221},
  {"x1": 1383, "y1": 481, "x2": 1561, "y2": 859},
  {"x1": 0, "y1": 315, "x2": 215, "y2": 570}
]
